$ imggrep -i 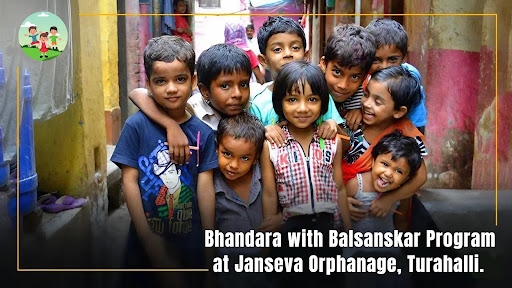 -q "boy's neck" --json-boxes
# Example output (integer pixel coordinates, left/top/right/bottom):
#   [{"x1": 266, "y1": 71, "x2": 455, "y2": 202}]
[{"x1": 167, "y1": 108, "x2": 191, "y2": 124}]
